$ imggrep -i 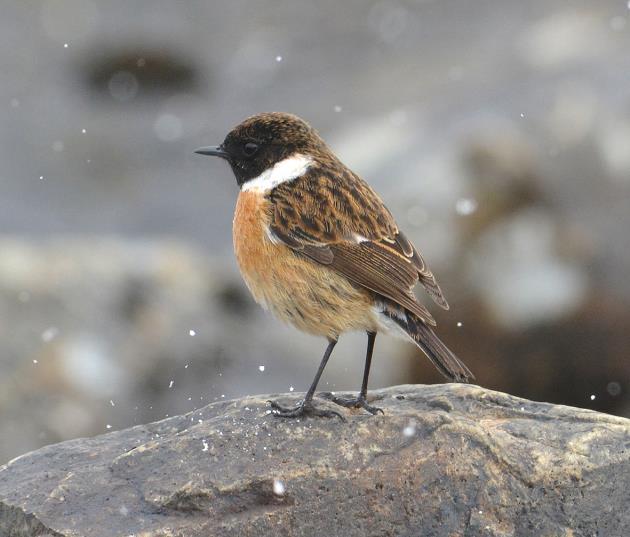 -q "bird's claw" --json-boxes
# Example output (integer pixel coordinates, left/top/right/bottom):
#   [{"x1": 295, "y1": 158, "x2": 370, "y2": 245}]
[
  {"x1": 319, "y1": 392, "x2": 384, "y2": 415},
  {"x1": 268, "y1": 399, "x2": 345, "y2": 421}
]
